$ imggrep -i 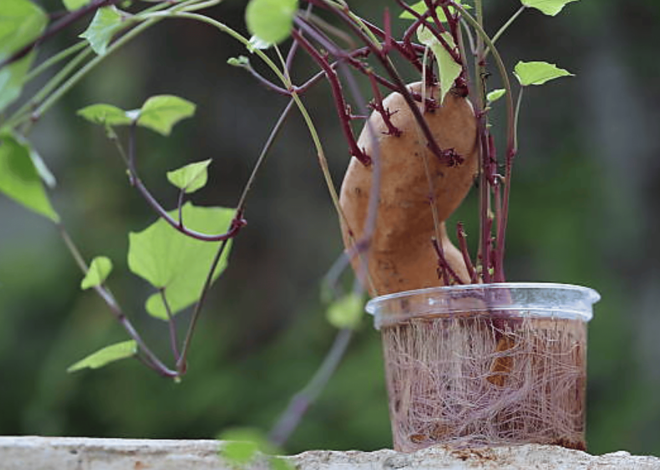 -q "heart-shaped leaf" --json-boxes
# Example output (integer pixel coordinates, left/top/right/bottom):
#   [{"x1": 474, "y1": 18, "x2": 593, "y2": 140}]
[
  {"x1": 521, "y1": 0, "x2": 579, "y2": 16},
  {"x1": 81, "y1": 256, "x2": 113, "y2": 290},
  {"x1": 514, "y1": 61, "x2": 573, "y2": 86},
  {"x1": 245, "y1": 0, "x2": 298, "y2": 45},
  {"x1": 77, "y1": 103, "x2": 133, "y2": 126},
  {"x1": 136, "y1": 95, "x2": 196, "y2": 136},
  {"x1": 128, "y1": 203, "x2": 234, "y2": 319},
  {"x1": 79, "y1": 6, "x2": 123, "y2": 56},
  {"x1": 78, "y1": 95, "x2": 196, "y2": 136},
  {"x1": 166, "y1": 159, "x2": 212, "y2": 194}
]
